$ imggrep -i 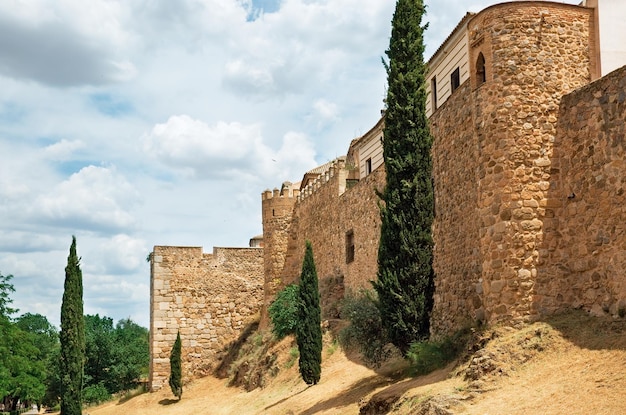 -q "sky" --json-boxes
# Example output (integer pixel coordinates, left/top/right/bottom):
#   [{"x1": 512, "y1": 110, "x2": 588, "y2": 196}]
[{"x1": 0, "y1": 0, "x2": 581, "y2": 329}]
